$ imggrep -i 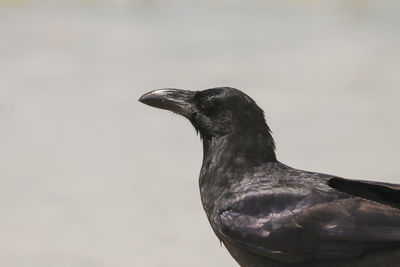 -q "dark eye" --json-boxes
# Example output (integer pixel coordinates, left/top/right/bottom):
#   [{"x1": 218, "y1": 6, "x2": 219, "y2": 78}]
[
  {"x1": 199, "y1": 98, "x2": 220, "y2": 116},
  {"x1": 200, "y1": 101, "x2": 212, "y2": 111}
]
